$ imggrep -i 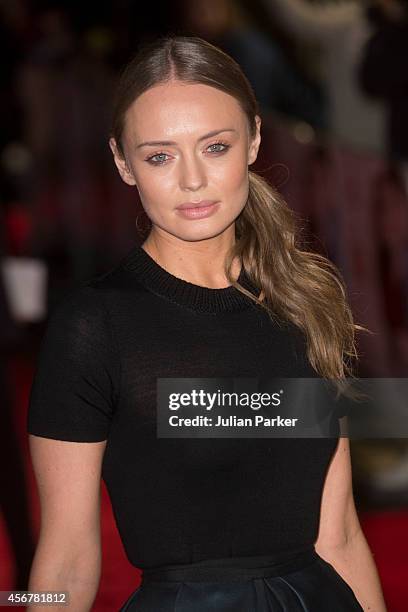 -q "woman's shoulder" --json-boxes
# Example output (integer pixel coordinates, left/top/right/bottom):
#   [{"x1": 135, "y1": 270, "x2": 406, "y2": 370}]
[{"x1": 51, "y1": 253, "x2": 147, "y2": 320}]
